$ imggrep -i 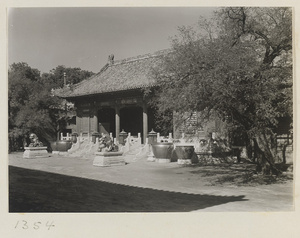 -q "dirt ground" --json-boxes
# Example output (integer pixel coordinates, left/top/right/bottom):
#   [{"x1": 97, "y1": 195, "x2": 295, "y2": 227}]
[{"x1": 8, "y1": 152, "x2": 294, "y2": 212}]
